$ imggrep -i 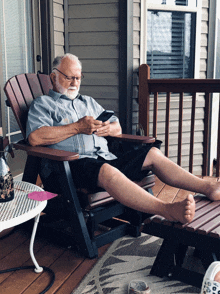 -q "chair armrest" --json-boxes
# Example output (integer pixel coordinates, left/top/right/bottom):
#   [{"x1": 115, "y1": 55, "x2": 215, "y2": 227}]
[
  {"x1": 13, "y1": 141, "x2": 79, "y2": 161},
  {"x1": 13, "y1": 134, "x2": 154, "y2": 161},
  {"x1": 107, "y1": 134, "x2": 155, "y2": 144}
]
